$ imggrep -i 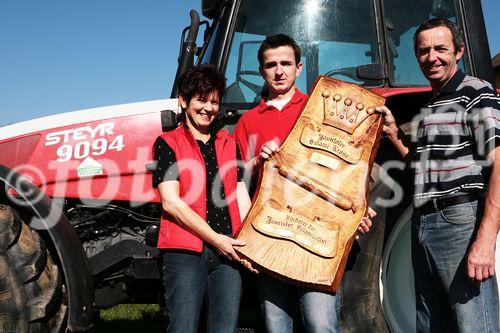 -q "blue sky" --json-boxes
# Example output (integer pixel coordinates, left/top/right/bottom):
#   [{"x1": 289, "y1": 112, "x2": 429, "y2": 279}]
[{"x1": 1, "y1": 0, "x2": 498, "y2": 126}]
